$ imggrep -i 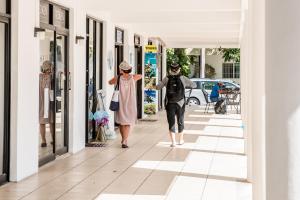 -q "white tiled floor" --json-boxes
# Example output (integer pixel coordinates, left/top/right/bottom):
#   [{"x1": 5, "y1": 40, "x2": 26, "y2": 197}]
[{"x1": 0, "y1": 106, "x2": 252, "y2": 200}]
